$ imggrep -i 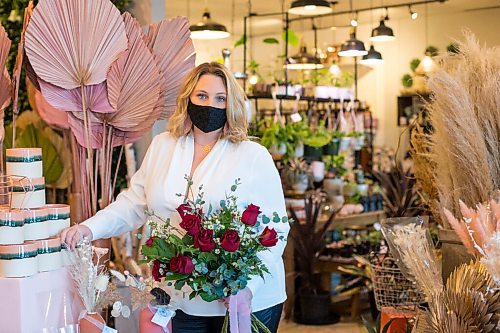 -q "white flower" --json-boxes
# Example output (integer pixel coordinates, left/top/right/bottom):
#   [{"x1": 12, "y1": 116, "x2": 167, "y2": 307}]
[
  {"x1": 121, "y1": 305, "x2": 131, "y2": 318},
  {"x1": 215, "y1": 249, "x2": 220, "y2": 254},
  {"x1": 113, "y1": 301, "x2": 123, "y2": 312},
  {"x1": 95, "y1": 274, "x2": 109, "y2": 292}
]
